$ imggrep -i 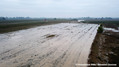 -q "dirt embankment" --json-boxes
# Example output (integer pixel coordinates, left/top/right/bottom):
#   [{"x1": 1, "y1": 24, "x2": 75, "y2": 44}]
[{"x1": 88, "y1": 31, "x2": 119, "y2": 66}]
